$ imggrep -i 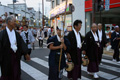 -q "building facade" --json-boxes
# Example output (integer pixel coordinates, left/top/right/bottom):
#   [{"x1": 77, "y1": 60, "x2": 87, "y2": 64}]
[
  {"x1": 49, "y1": 0, "x2": 85, "y2": 36},
  {"x1": 85, "y1": 0, "x2": 120, "y2": 33}
]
